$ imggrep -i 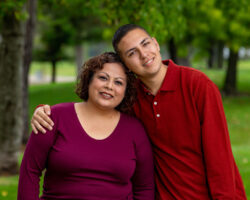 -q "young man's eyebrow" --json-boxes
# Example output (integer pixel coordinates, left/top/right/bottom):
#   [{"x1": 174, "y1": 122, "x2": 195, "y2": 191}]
[
  {"x1": 125, "y1": 48, "x2": 136, "y2": 56},
  {"x1": 140, "y1": 37, "x2": 150, "y2": 45},
  {"x1": 125, "y1": 37, "x2": 150, "y2": 56}
]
